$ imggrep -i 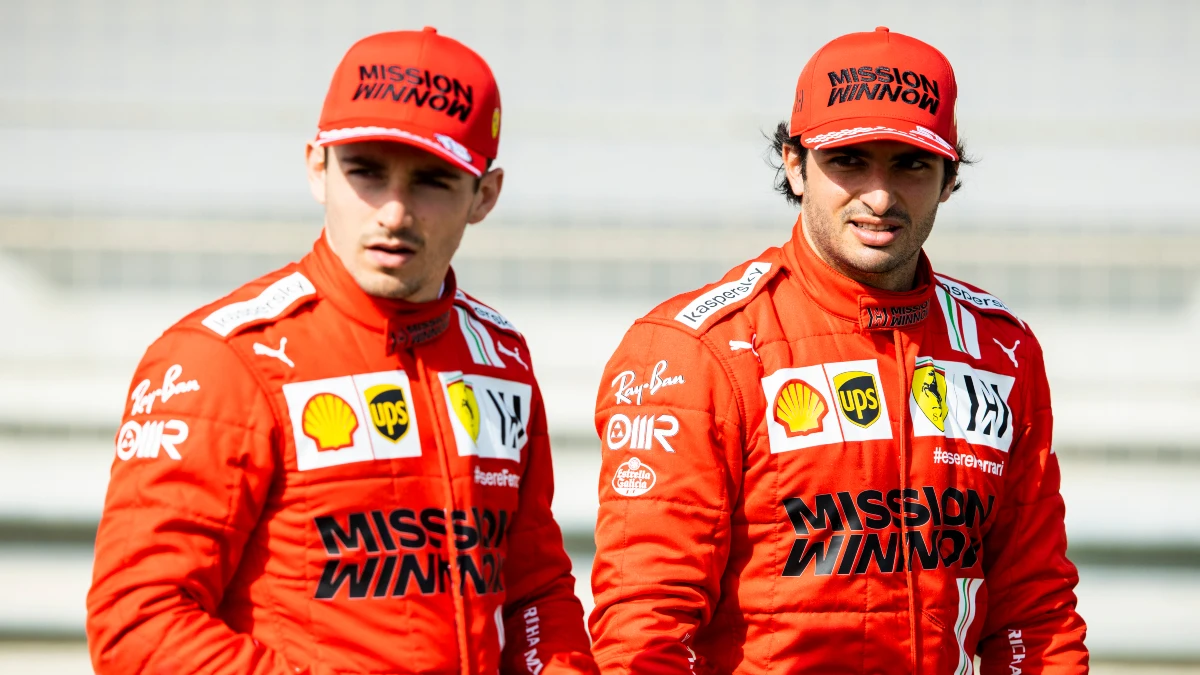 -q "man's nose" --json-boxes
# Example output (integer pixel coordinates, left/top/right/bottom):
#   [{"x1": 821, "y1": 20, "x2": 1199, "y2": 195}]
[
  {"x1": 857, "y1": 169, "x2": 898, "y2": 216},
  {"x1": 375, "y1": 196, "x2": 406, "y2": 230}
]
